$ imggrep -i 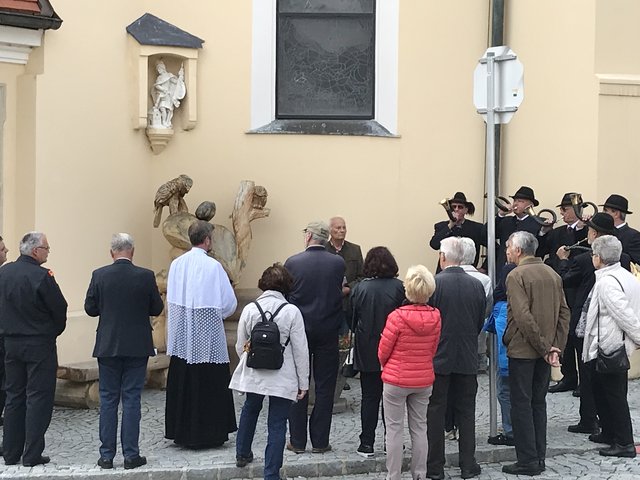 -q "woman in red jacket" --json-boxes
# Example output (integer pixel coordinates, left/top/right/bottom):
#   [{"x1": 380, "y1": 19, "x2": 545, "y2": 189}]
[{"x1": 378, "y1": 265, "x2": 442, "y2": 480}]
